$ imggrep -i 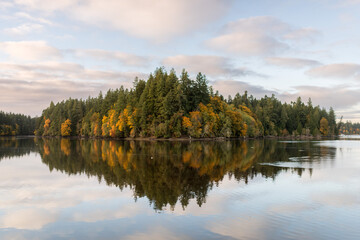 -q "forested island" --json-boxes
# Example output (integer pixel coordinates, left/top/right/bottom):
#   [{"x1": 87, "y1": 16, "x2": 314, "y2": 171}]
[{"x1": 31, "y1": 68, "x2": 337, "y2": 138}]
